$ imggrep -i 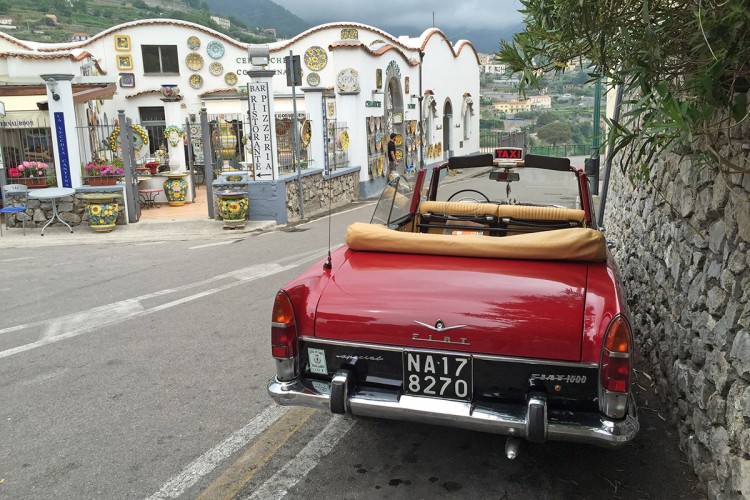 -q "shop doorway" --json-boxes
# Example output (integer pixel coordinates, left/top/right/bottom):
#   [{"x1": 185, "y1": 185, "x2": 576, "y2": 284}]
[{"x1": 443, "y1": 99, "x2": 453, "y2": 158}]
